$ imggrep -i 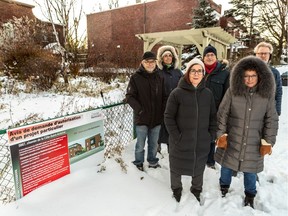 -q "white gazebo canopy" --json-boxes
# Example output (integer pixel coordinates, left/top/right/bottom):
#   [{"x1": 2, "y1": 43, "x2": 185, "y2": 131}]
[{"x1": 136, "y1": 27, "x2": 237, "y2": 61}]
